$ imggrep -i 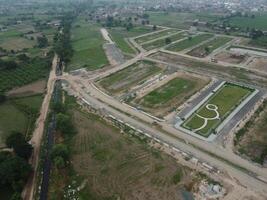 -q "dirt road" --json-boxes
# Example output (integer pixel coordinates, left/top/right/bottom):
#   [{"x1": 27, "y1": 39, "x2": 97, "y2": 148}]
[{"x1": 22, "y1": 54, "x2": 58, "y2": 200}]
